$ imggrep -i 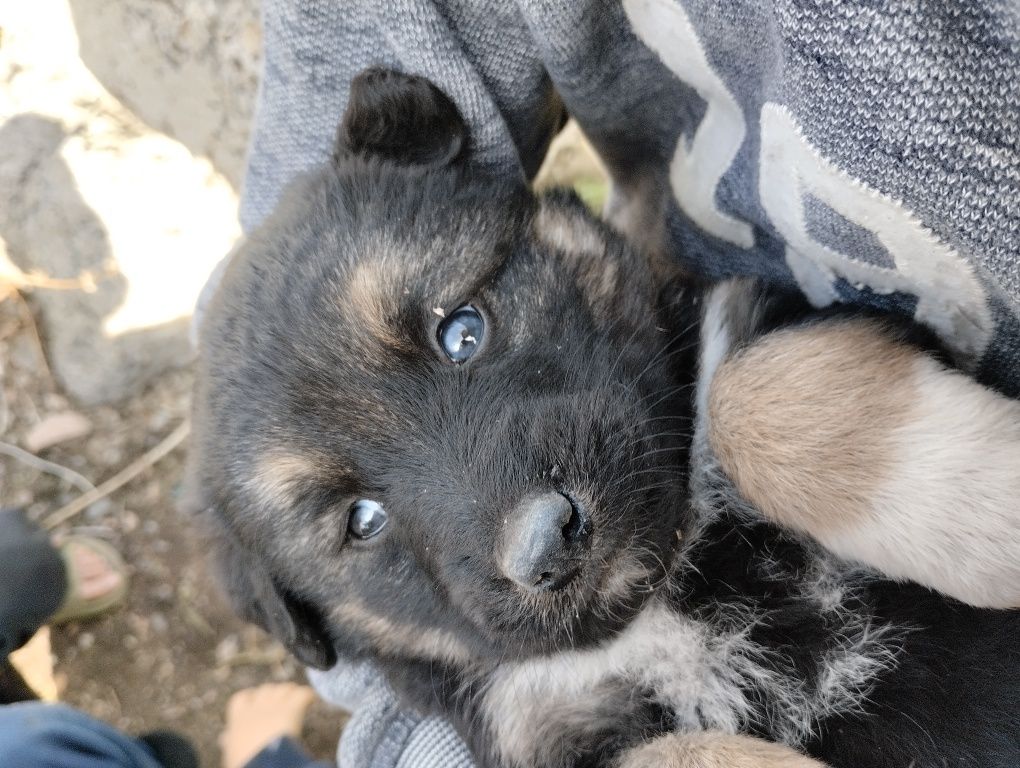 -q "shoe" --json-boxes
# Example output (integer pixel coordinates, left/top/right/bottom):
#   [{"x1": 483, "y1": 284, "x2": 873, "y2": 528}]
[{"x1": 48, "y1": 536, "x2": 128, "y2": 624}]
